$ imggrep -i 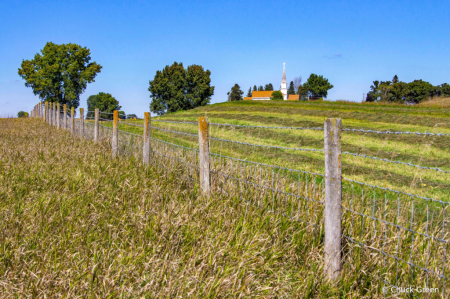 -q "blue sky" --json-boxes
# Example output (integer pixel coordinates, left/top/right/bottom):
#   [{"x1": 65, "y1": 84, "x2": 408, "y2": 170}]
[{"x1": 1, "y1": 0, "x2": 449, "y2": 117}]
